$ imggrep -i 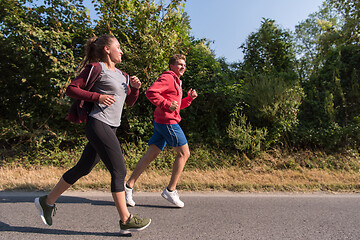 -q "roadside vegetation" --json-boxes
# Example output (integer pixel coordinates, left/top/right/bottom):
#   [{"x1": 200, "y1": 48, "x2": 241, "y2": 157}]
[
  {"x1": 1, "y1": 144, "x2": 359, "y2": 192},
  {"x1": 1, "y1": 0, "x2": 360, "y2": 192}
]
